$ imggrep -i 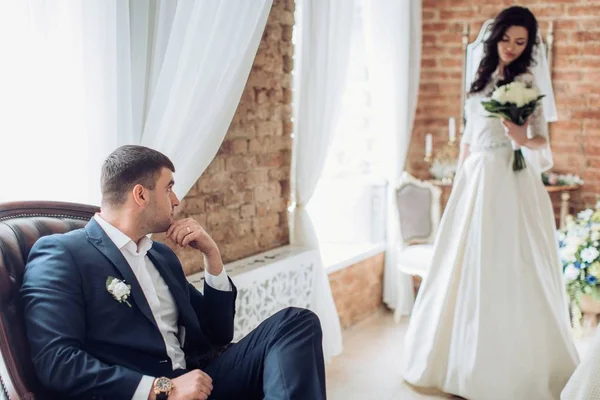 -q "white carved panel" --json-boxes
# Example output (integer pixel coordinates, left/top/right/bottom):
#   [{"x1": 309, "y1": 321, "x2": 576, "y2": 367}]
[
  {"x1": 188, "y1": 246, "x2": 318, "y2": 342},
  {"x1": 233, "y1": 262, "x2": 314, "y2": 341}
]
